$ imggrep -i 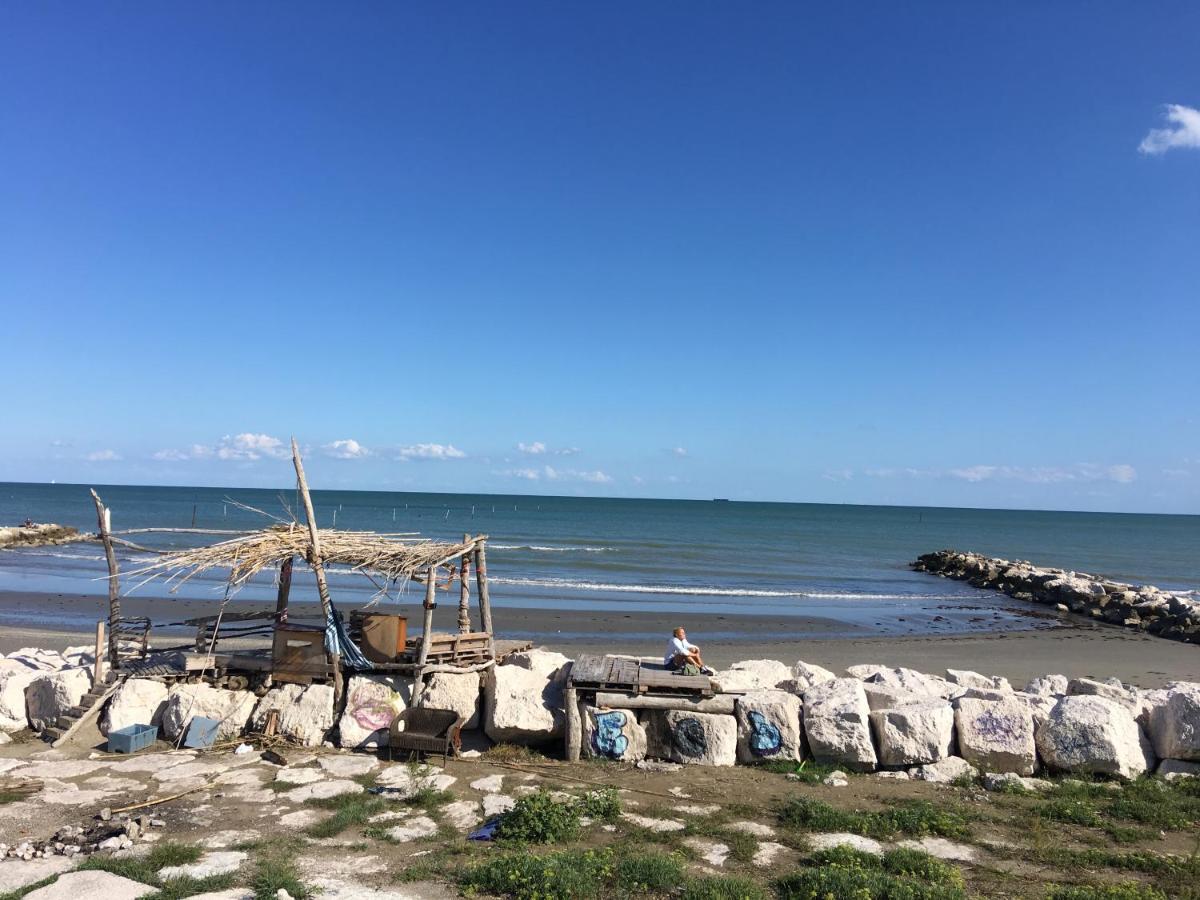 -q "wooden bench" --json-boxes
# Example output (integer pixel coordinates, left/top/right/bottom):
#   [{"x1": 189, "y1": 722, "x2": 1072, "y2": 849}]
[{"x1": 570, "y1": 653, "x2": 713, "y2": 697}]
